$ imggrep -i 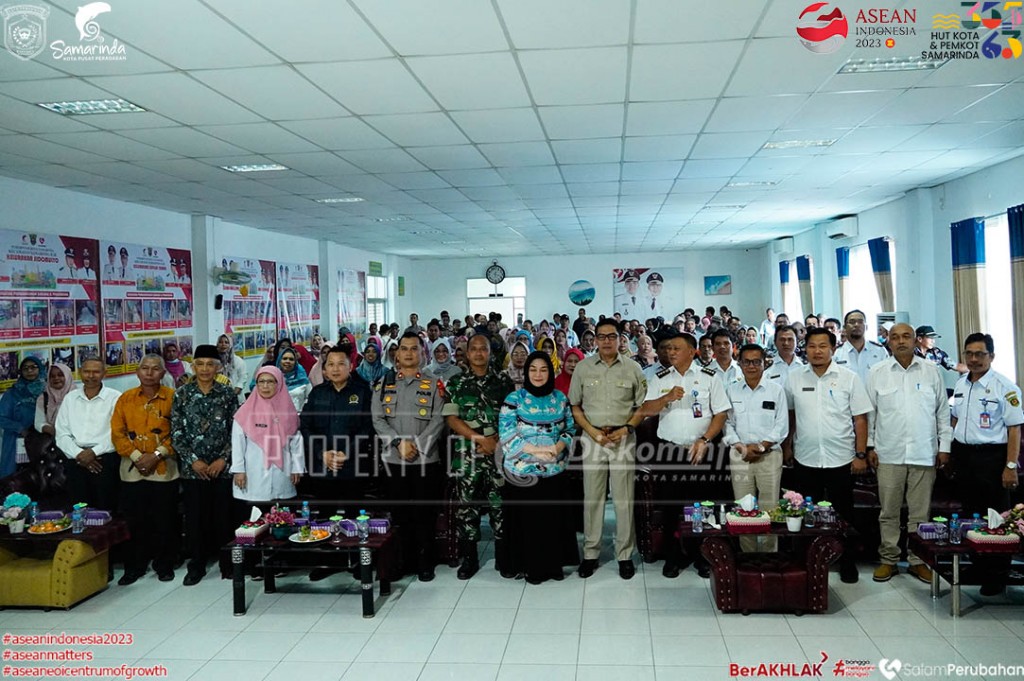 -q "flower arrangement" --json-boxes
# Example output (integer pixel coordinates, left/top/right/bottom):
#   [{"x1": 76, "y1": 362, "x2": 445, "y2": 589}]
[
  {"x1": 1, "y1": 493, "x2": 31, "y2": 523},
  {"x1": 779, "y1": 490, "x2": 806, "y2": 518},
  {"x1": 1001, "y1": 503, "x2": 1024, "y2": 536},
  {"x1": 263, "y1": 507, "x2": 295, "y2": 527}
]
